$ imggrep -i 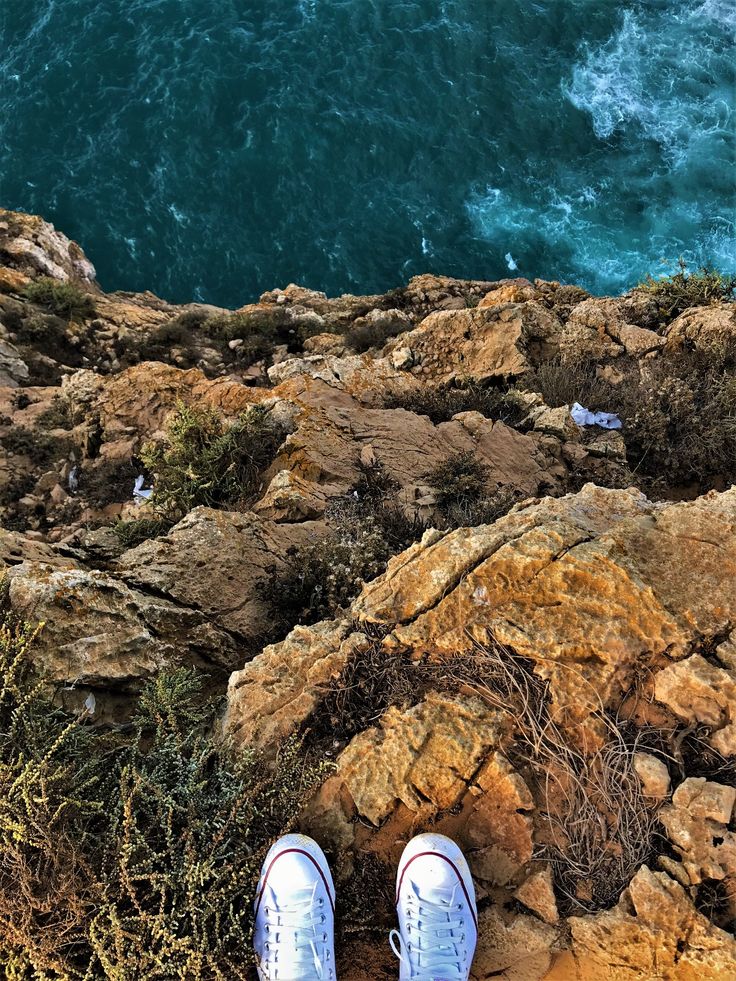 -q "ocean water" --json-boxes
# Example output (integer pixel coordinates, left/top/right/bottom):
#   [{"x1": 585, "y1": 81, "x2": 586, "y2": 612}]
[{"x1": 1, "y1": 0, "x2": 734, "y2": 306}]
